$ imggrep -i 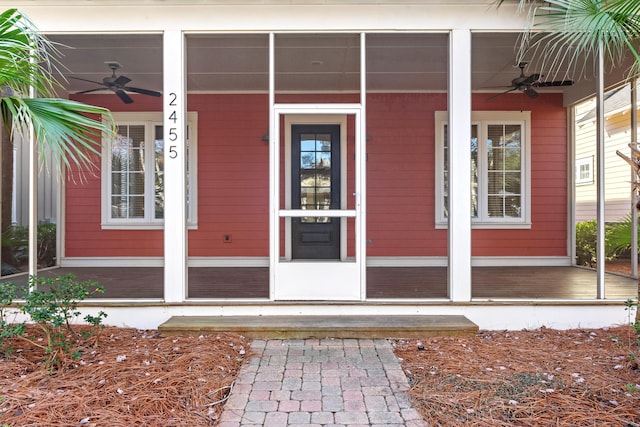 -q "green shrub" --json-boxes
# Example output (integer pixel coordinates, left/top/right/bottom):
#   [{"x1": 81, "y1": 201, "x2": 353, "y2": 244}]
[
  {"x1": 575, "y1": 220, "x2": 622, "y2": 267},
  {"x1": 607, "y1": 214, "x2": 639, "y2": 257},
  {"x1": 0, "y1": 281, "x2": 24, "y2": 355},
  {"x1": 0, "y1": 274, "x2": 107, "y2": 370},
  {"x1": 36, "y1": 223, "x2": 57, "y2": 267},
  {"x1": 2, "y1": 223, "x2": 57, "y2": 270},
  {"x1": 576, "y1": 220, "x2": 598, "y2": 267}
]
